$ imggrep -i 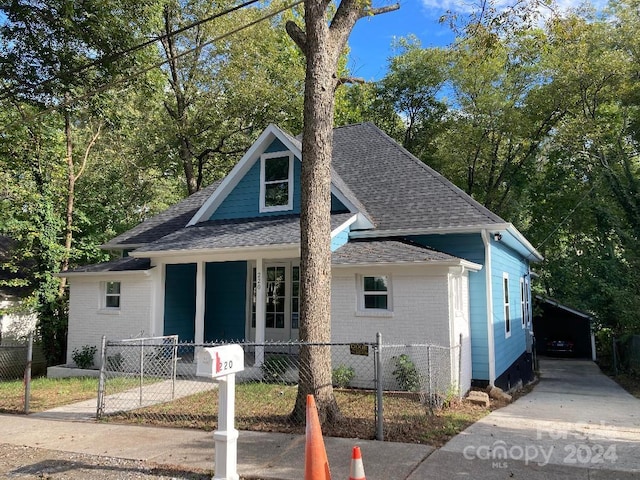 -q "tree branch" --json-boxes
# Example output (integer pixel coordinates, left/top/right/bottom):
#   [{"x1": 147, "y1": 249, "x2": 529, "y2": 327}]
[
  {"x1": 74, "y1": 123, "x2": 102, "y2": 182},
  {"x1": 335, "y1": 76, "x2": 366, "y2": 90},
  {"x1": 286, "y1": 20, "x2": 307, "y2": 55}
]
